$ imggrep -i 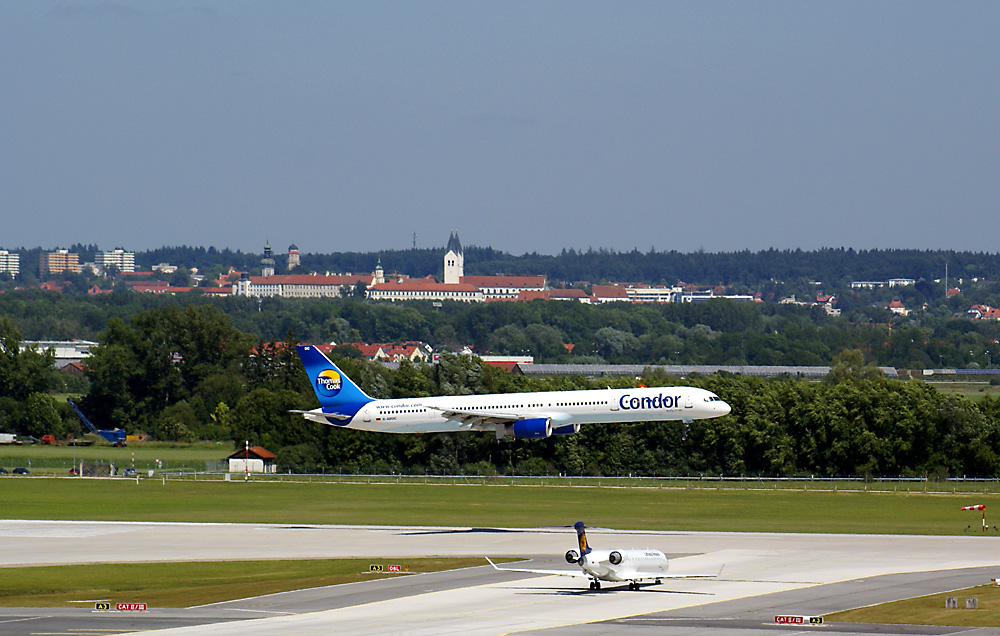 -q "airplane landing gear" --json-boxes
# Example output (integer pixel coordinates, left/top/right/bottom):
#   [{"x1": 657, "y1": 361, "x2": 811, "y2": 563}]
[
  {"x1": 628, "y1": 581, "x2": 638, "y2": 591},
  {"x1": 589, "y1": 580, "x2": 601, "y2": 590}
]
